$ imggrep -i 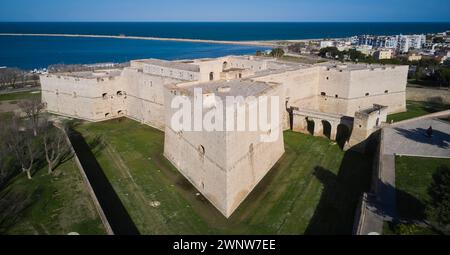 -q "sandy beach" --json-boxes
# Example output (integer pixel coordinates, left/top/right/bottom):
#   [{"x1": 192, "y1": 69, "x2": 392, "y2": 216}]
[{"x1": 0, "y1": 33, "x2": 284, "y2": 47}]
